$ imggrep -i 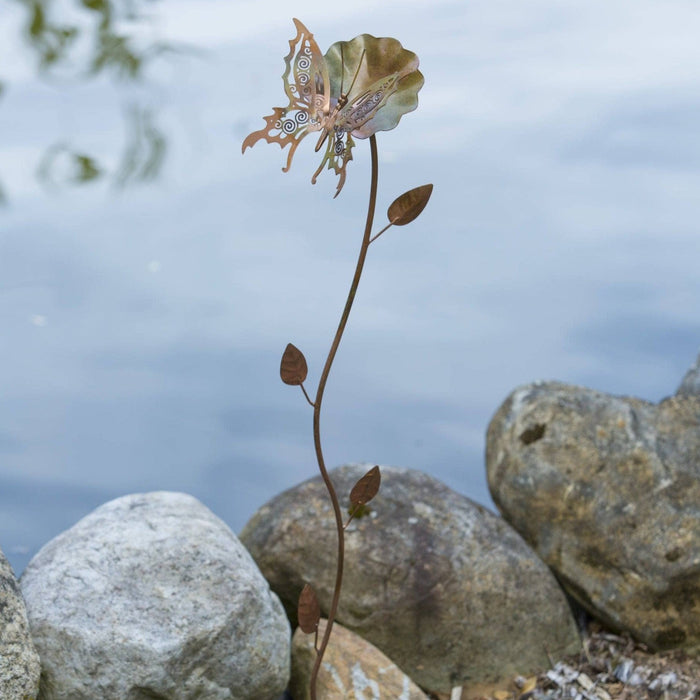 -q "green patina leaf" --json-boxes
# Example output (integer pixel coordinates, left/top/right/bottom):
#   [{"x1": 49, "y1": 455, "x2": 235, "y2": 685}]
[{"x1": 324, "y1": 32, "x2": 423, "y2": 138}]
